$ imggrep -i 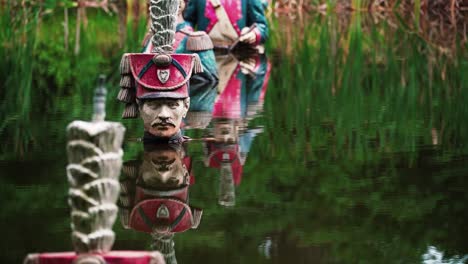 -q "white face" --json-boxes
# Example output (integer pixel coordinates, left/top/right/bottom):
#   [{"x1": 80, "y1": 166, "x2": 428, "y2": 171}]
[
  {"x1": 213, "y1": 120, "x2": 238, "y2": 143},
  {"x1": 139, "y1": 98, "x2": 190, "y2": 138},
  {"x1": 141, "y1": 147, "x2": 189, "y2": 188}
]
